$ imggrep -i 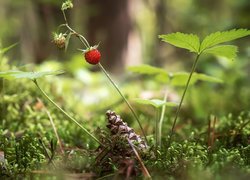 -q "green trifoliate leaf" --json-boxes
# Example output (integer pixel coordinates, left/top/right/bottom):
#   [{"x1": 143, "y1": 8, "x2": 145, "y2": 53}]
[
  {"x1": 200, "y1": 29, "x2": 250, "y2": 51},
  {"x1": 0, "y1": 70, "x2": 64, "y2": 80},
  {"x1": 134, "y1": 98, "x2": 178, "y2": 108},
  {"x1": 203, "y1": 45, "x2": 238, "y2": 60},
  {"x1": 159, "y1": 32, "x2": 200, "y2": 53},
  {"x1": 128, "y1": 64, "x2": 167, "y2": 75}
]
